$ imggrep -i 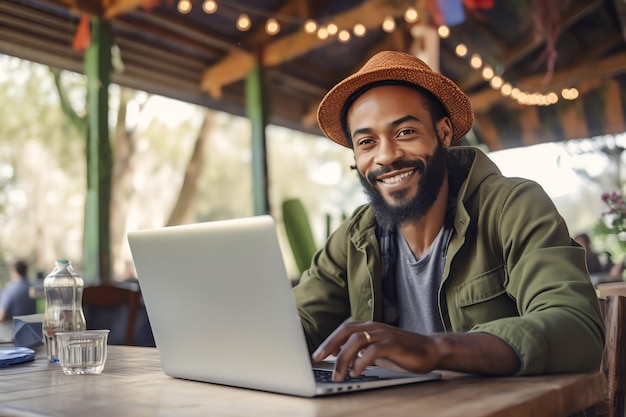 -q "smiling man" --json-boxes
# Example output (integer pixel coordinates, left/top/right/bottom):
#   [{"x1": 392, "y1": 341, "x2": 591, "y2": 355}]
[{"x1": 292, "y1": 50, "x2": 604, "y2": 381}]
